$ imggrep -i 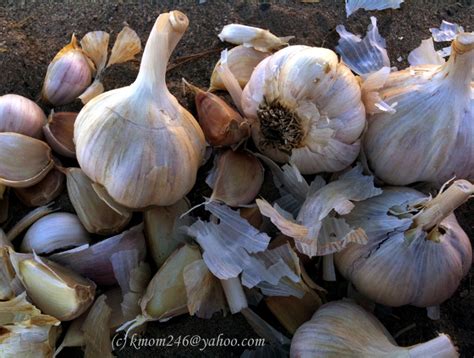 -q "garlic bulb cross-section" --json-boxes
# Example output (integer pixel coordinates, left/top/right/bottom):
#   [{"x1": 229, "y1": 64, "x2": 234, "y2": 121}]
[
  {"x1": 364, "y1": 33, "x2": 474, "y2": 186},
  {"x1": 74, "y1": 11, "x2": 205, "y2": 208},
  {"x1": 242, "y1": 45, "x2": 366, "y2": 174}
]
